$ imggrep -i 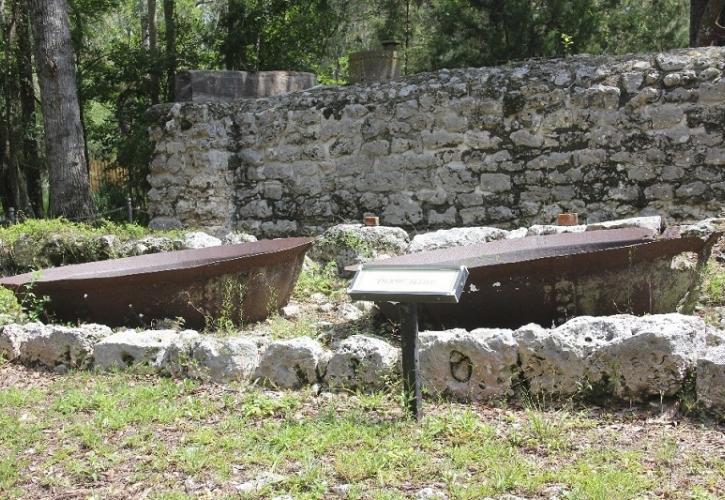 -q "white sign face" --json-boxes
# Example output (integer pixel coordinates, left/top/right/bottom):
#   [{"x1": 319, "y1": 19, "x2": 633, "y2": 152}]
[{"x1": 348, "y1": 266, "x2": 468, "y2": 303}]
